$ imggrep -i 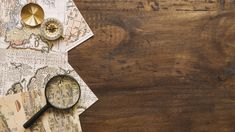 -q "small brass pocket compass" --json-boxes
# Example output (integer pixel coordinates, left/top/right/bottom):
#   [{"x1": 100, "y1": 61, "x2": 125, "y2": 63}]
[
  {"x1": 21, "y1": 3, "x2": 63, "y2": 42},
  {"x1": 40, "y1": 18, "x2": 64, "y2": 41}
]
